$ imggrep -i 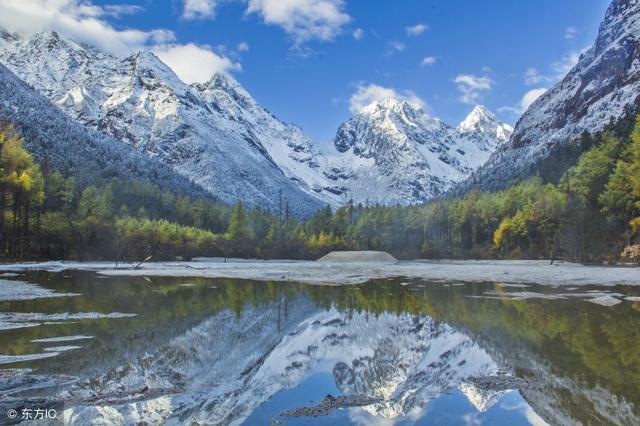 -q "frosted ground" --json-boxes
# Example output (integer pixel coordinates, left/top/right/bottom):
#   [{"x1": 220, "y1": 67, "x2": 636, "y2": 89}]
[{"x1": 1, "y1": 259, "x2": 638, "y2": 287}]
